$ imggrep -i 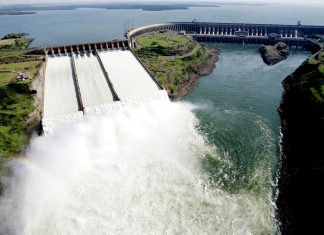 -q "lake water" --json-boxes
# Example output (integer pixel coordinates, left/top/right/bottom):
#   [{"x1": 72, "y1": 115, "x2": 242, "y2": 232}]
[
  {"x1": 0, "y1": 3, "x2": 318, "y2": 234},
  {"x1": 0, "y1": 4, "x2": 323, "y2": 47}
]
